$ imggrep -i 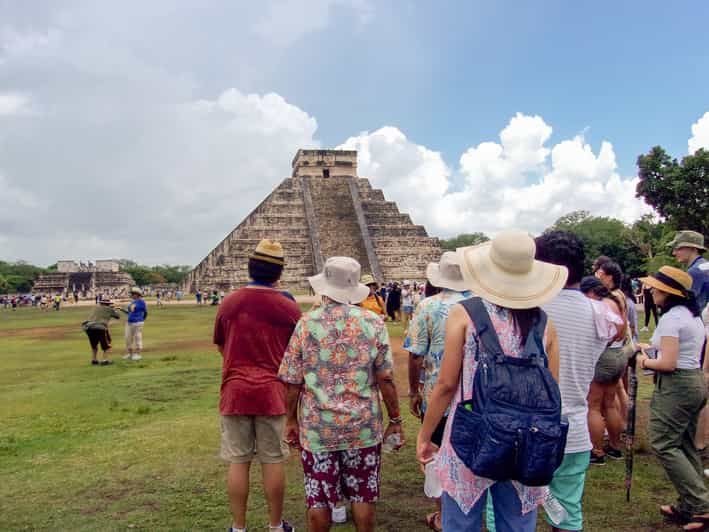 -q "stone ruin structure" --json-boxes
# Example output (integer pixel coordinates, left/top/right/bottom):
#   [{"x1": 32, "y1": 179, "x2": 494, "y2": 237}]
[
  {"x1": 33, "y1": 259, "x2": 134, "y2": 296},
  {"x1": 183, "y1": 149, "x2": 442, "y2": 292}
]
